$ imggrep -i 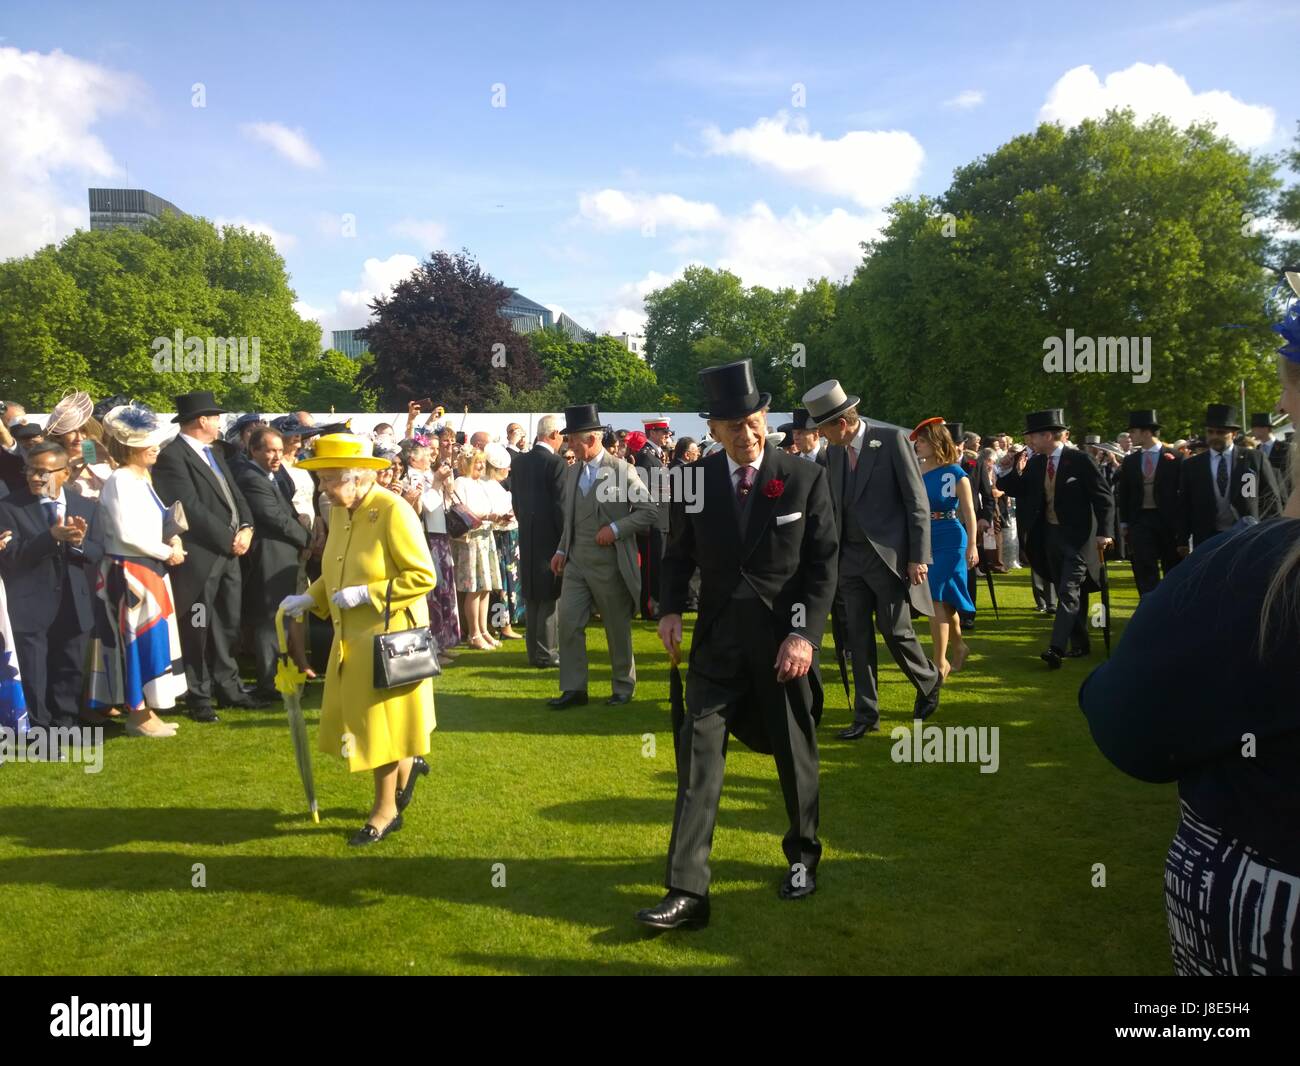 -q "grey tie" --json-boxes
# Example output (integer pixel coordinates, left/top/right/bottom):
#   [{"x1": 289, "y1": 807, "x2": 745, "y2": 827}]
[{"x1": 203, "y1": 445, "x2": 239, "y2": 529}]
